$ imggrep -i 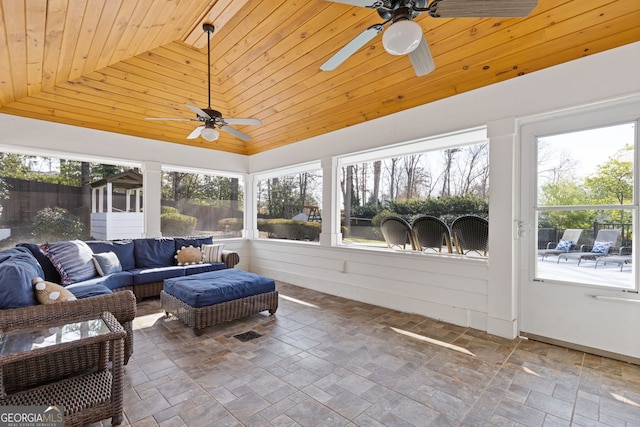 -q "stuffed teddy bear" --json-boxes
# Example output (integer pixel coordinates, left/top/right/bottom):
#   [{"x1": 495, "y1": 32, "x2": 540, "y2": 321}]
[
  {"x1": 32, "y1": 277, "x2": 76, "y2": 304},
  {"x1": 175, "y1": 245, "x2": 203, "y2": 266}
]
